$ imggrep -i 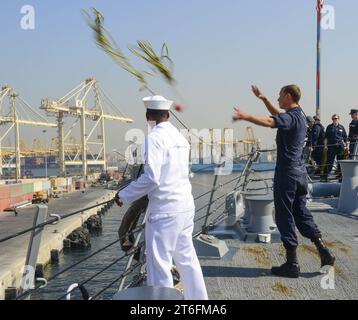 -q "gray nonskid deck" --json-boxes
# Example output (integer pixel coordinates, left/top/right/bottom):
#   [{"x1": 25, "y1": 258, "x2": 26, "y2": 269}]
[{"x1": 201, "y1": 207, "x2": 358, "y2": 300}]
